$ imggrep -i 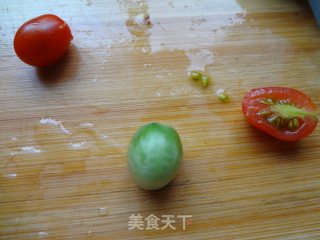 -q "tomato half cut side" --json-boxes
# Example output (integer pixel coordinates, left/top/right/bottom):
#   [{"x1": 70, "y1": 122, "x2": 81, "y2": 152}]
[{"x1": 242, "y1": 87, "x2": 318, "y2": 141}]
